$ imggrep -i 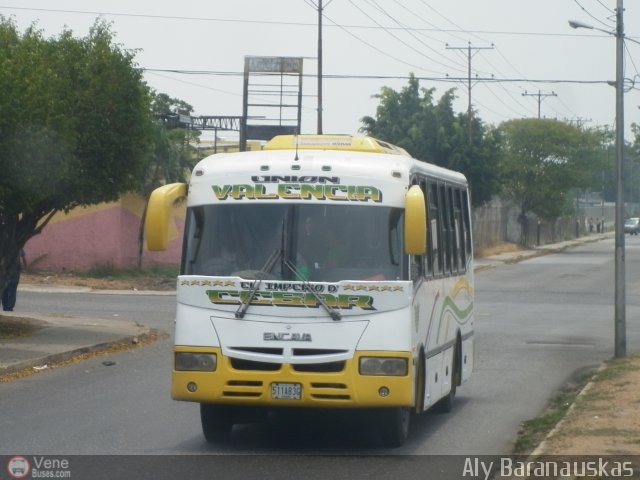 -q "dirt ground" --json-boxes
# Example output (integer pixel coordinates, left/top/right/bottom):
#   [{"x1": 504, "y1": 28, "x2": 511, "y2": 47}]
[
  {"x1": 537, "y1": 355, "x2": 640, "y2": 455},
  {"x1": 475, "y1": 242, "x2": 525, "y2": 258},
  {"x1": 21, "y1": 271, "x2": 176, "y2": 291}
]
